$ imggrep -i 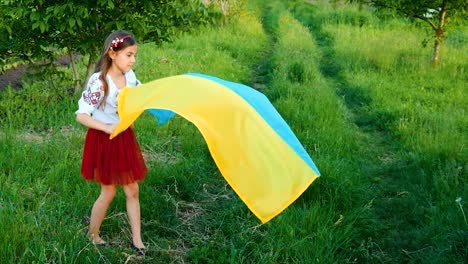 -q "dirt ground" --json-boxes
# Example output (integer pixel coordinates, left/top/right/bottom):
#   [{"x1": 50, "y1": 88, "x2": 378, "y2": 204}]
[
  {"x1": 0, "y1": 65, "x2": 27, "y2": 90},
  {"x1": 0, "y1": 55, "x2": 74, "y2": 91}
]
